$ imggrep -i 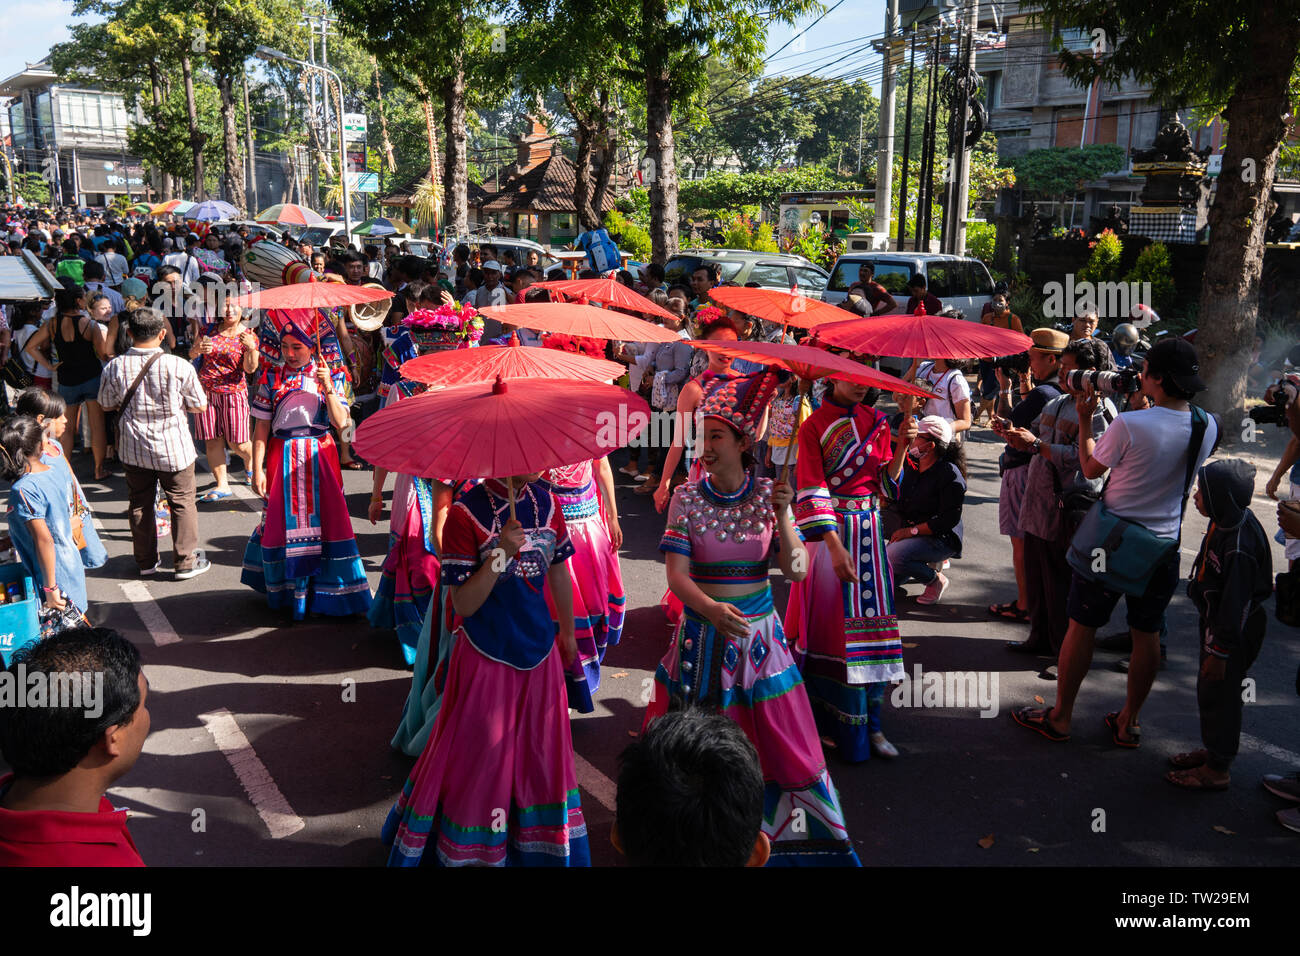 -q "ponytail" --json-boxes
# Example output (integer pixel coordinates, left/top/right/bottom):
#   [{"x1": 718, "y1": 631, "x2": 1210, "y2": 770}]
[
  {"x1": 0, "y1": 416, "x2": 45, "y2": 482},
  {"x1": 935, "y1": 437, "x2": 967, "y2": 480}
]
